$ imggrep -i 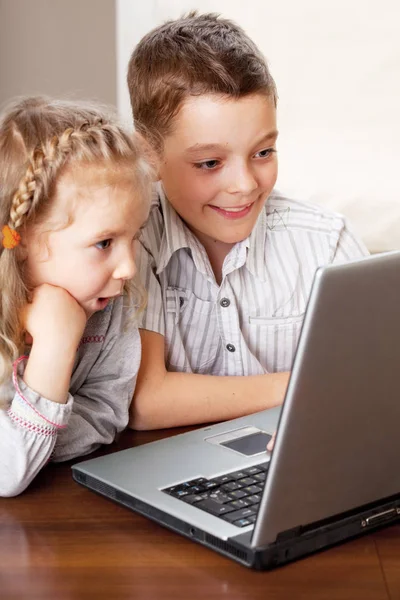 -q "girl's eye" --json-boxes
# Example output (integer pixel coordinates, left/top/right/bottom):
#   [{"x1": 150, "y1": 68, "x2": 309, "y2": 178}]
[
  {"x1": 194, "y1": 159, "x2": 220, "y2": 170},
  {"x1": 254, "y1": 148, "x2": 276, "y2": 159},
  {"x1": 95, "y1": 239, "x2": 111, "y2": 250}
]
